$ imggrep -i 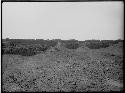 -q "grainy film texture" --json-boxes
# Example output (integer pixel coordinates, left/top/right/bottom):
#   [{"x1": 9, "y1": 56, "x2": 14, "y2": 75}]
[{"x1": 2, "y1": 2, "x2": 124, "y2": 92}]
